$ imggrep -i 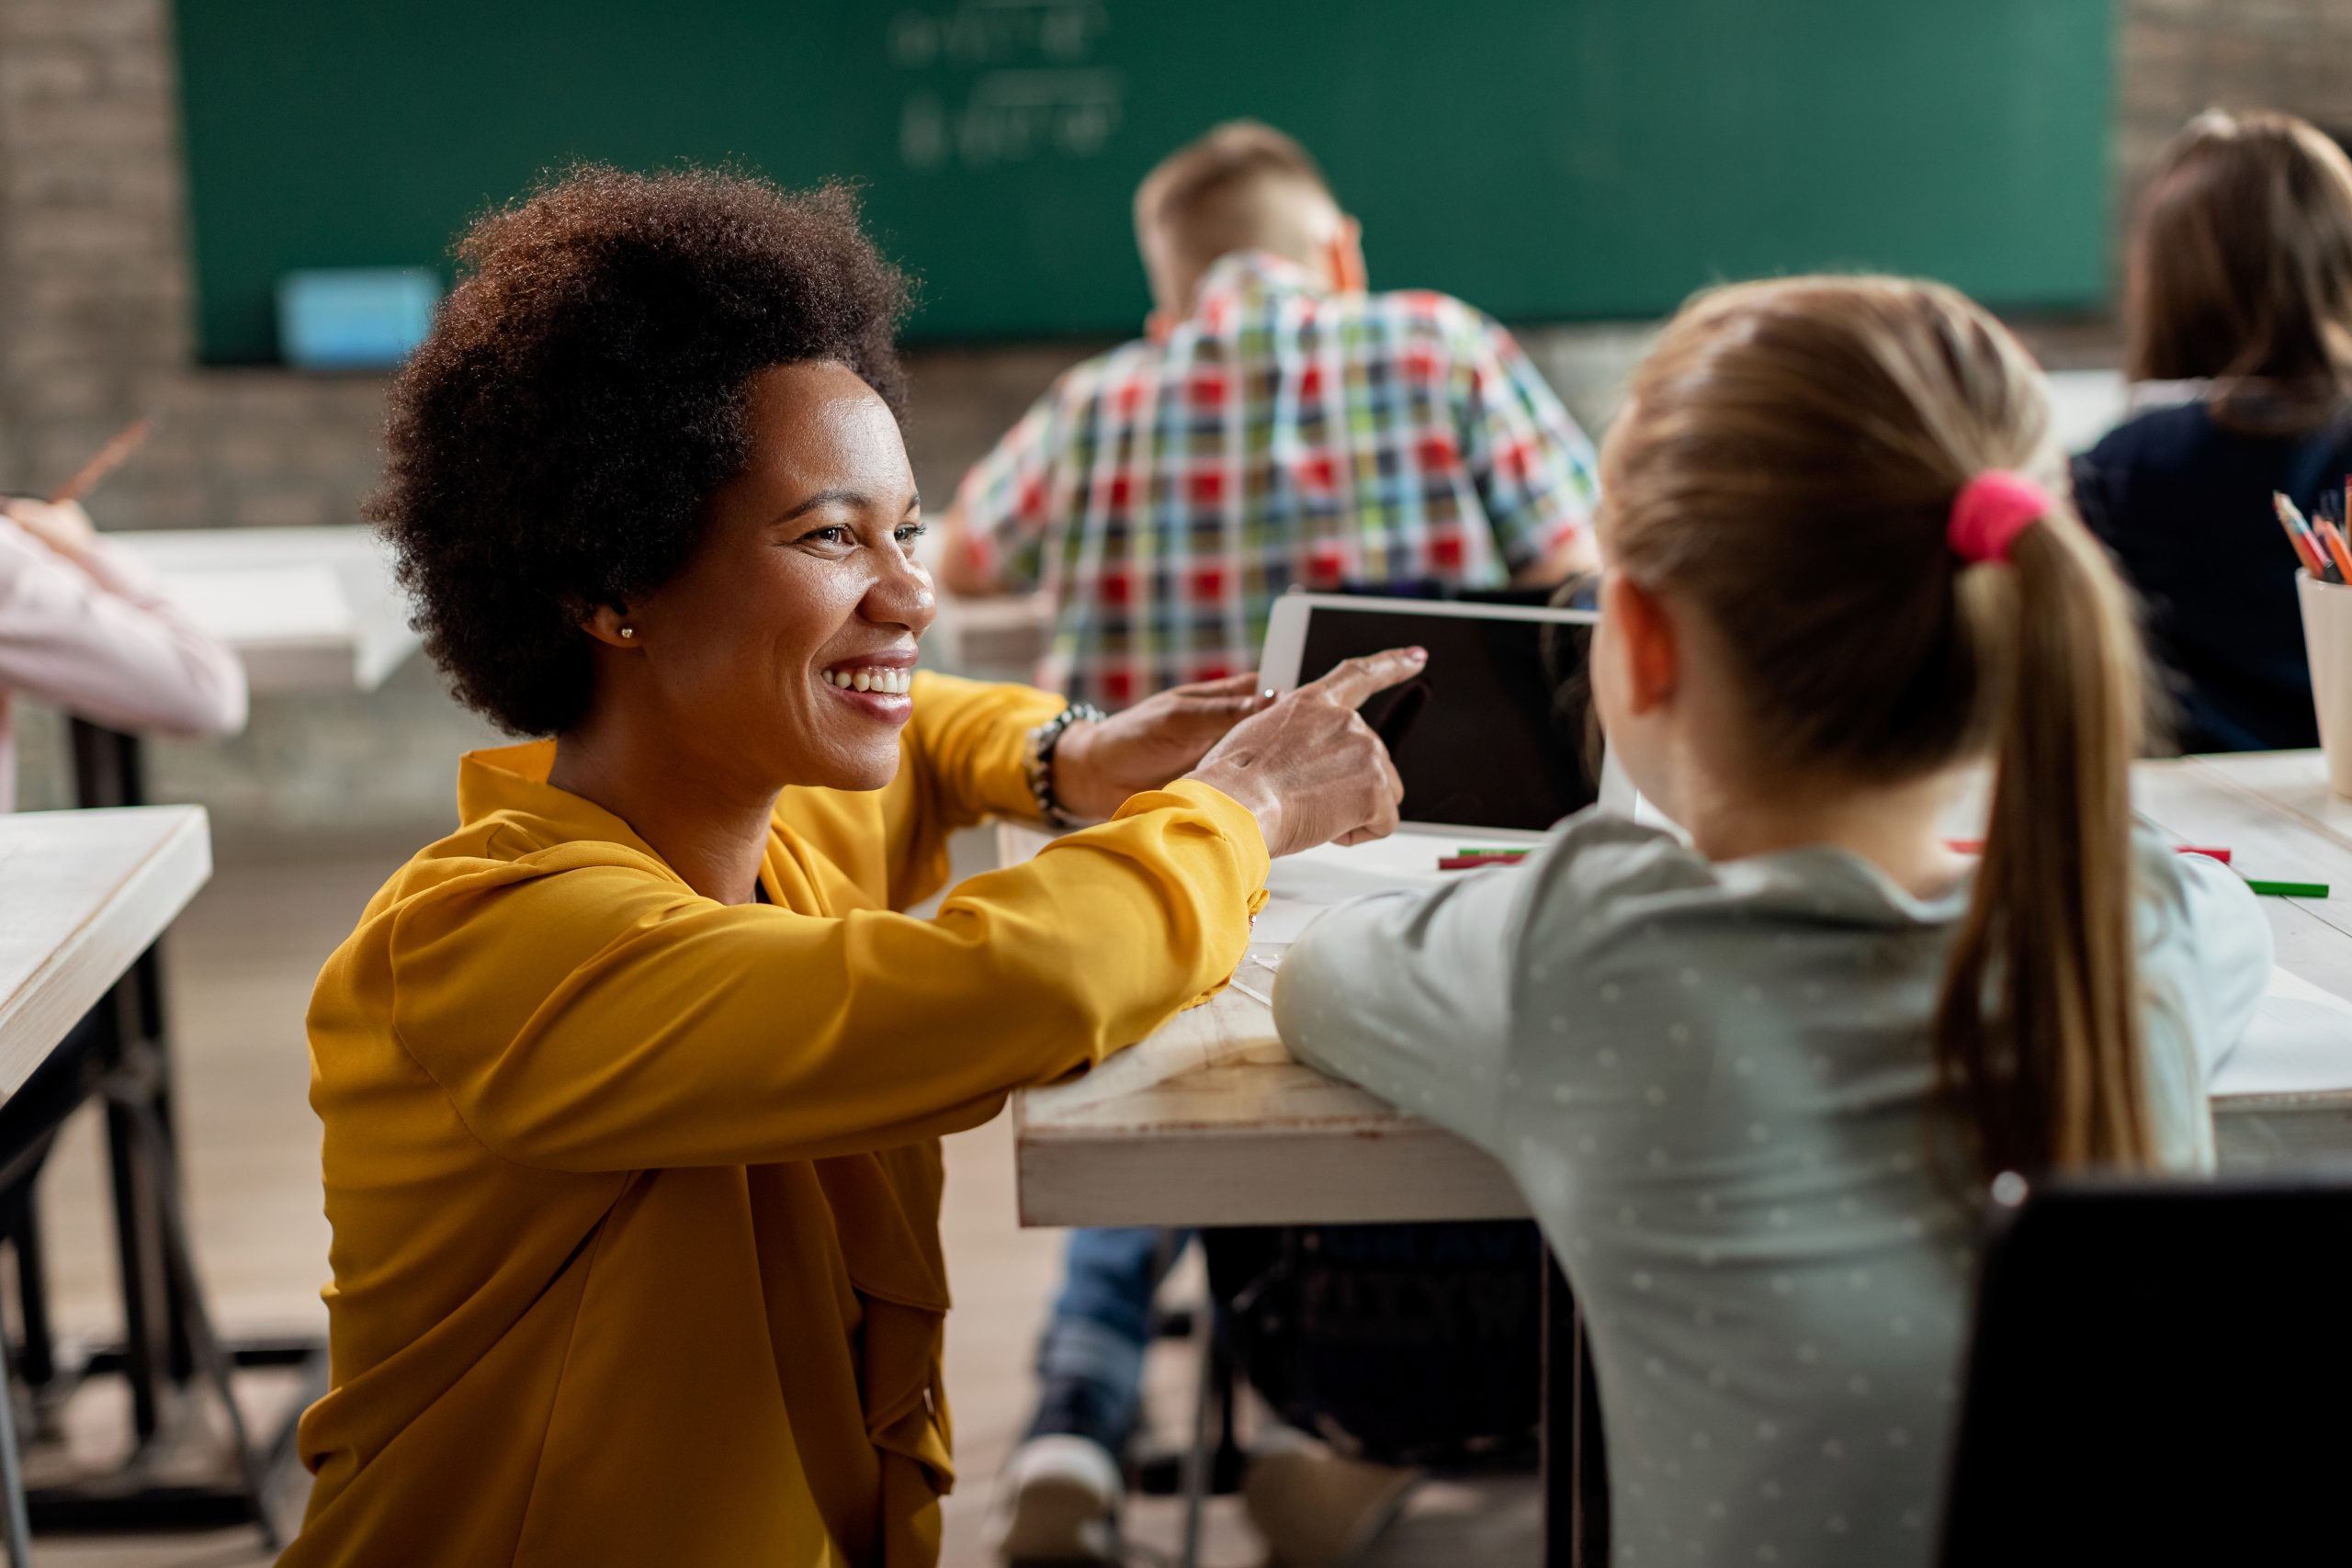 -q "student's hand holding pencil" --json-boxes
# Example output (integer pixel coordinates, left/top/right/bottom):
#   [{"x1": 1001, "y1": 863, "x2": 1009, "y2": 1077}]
[
  {"x1": 0, "y1": 497, "x2": 100, "y2": 562},
  {"x1": 0, "y1": 414, "x2": 157, "y2": 571}
]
